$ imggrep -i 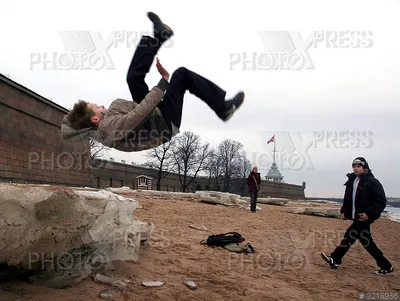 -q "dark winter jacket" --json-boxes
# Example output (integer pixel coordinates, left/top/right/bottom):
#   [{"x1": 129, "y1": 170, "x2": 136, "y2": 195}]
[
  {"x1": 247, "y1": 172, "x2": 261, "y2": 192},
  {"x1": 341, "y1": 171, "x2": 387, "y2": 222}
]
